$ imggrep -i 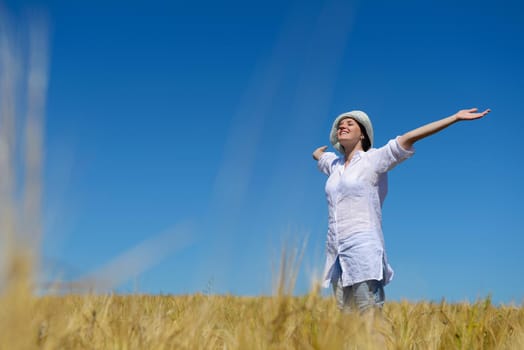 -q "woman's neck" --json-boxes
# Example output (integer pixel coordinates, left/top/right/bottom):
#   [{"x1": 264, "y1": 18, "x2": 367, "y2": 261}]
[{"x1": 343, "y1": 143, "x2": 363, "y2": 165}]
